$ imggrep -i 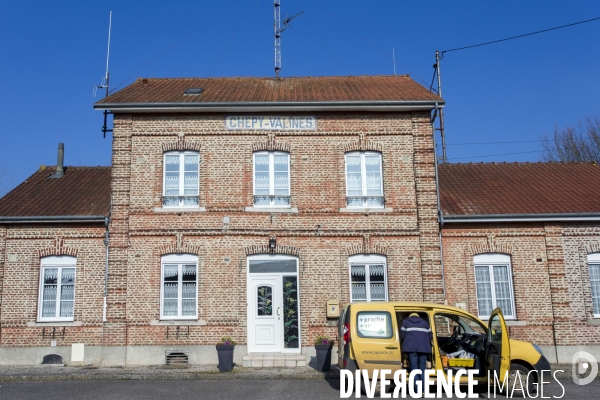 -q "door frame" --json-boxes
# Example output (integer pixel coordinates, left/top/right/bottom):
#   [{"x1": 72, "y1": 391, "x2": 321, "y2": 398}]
[{"x1": 247, "y1": 254, "x2": 301, "y2": 354}]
